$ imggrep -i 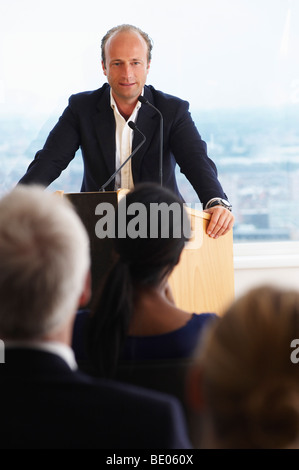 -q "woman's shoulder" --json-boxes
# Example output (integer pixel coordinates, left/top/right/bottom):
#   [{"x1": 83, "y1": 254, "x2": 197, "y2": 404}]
[{"x1": 190, "y1": 312, "x2": 218, "y2": 326}]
